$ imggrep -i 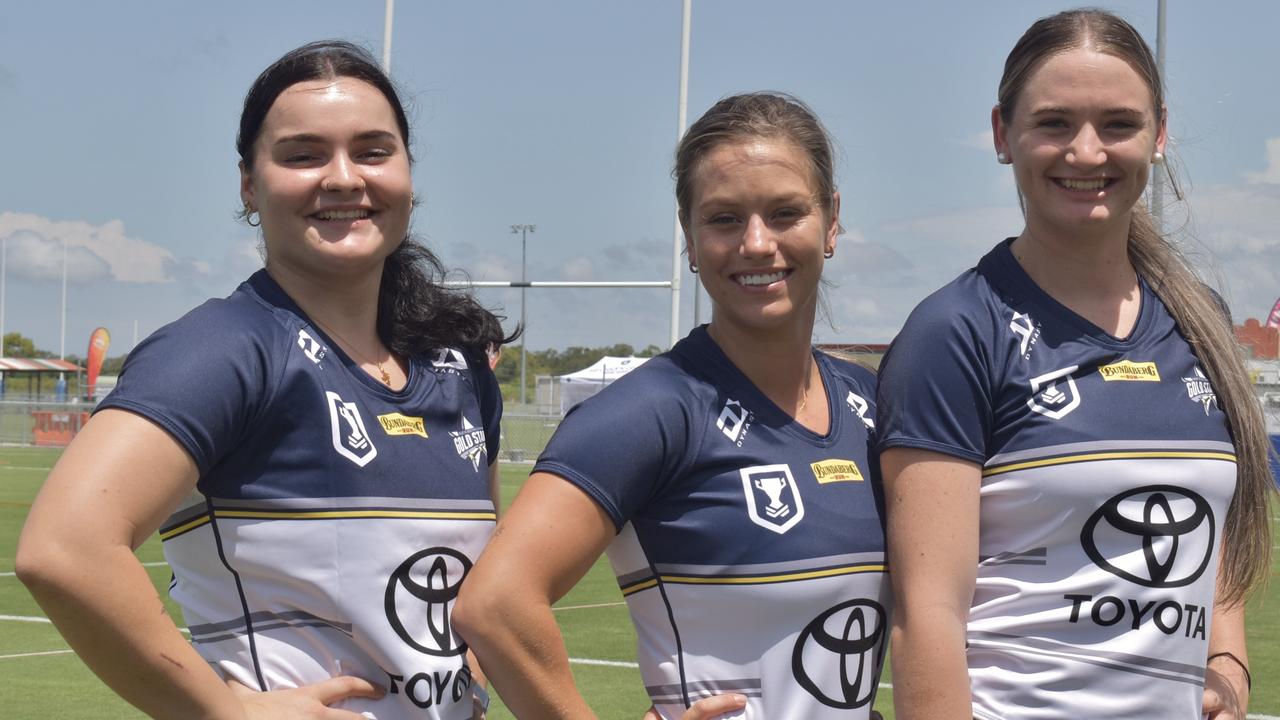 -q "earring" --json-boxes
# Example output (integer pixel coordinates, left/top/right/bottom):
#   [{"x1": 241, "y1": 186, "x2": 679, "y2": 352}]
[
  {"x1": 244, "y1": 203, "x2": 261, "y2": 227},
  {"x1": 823, "y1": 249, "x2": 834, "y2": 259},
  {"x1": 1152, "y1": 152, "x2": 1165, "y2": 165},
  {"x1": 689, "y1": 263, "x2": 698, "y2": 274},
  {"x1": 996, "y1": 152, "x2": 1011, "y2": 165}
]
